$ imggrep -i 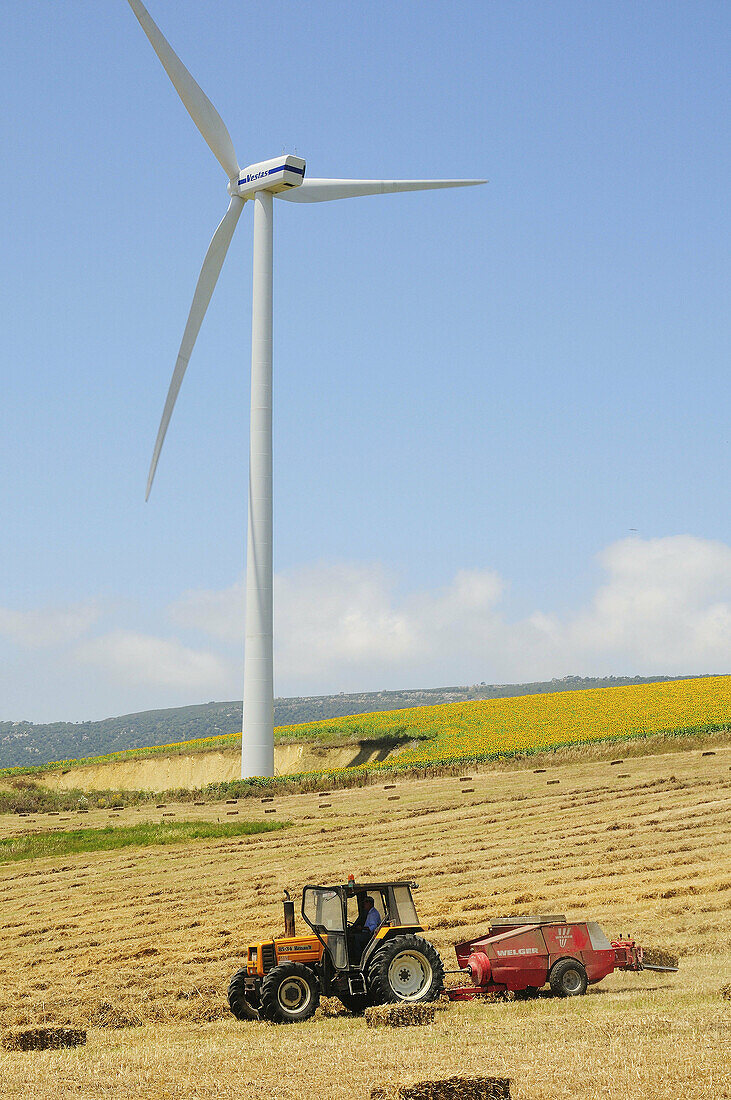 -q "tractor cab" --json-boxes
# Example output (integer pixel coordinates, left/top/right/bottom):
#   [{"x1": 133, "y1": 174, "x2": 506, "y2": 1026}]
[{"x1": 302, "y1": 879, "x2": 422, "y2": 970}]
